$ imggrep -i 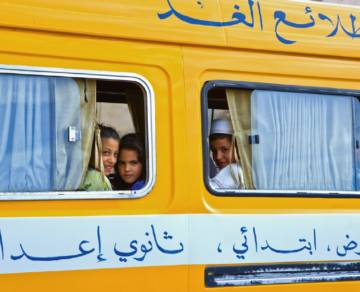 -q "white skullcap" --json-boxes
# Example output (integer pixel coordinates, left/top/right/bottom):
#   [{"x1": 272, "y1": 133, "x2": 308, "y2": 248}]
[{"x1": 210, "y1": 118, "x2": 233, "y2": 135}]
